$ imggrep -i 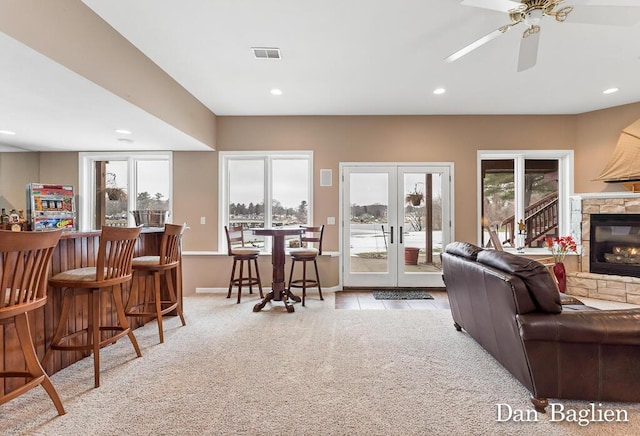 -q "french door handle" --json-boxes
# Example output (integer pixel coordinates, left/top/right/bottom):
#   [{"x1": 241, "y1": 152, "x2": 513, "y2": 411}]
[
  {"x1": 400, "y1": 226, "x2": 403, "y2": 244},
  {"x1": 390, "y1": 226, "x2": 394, "y2": 244}
]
